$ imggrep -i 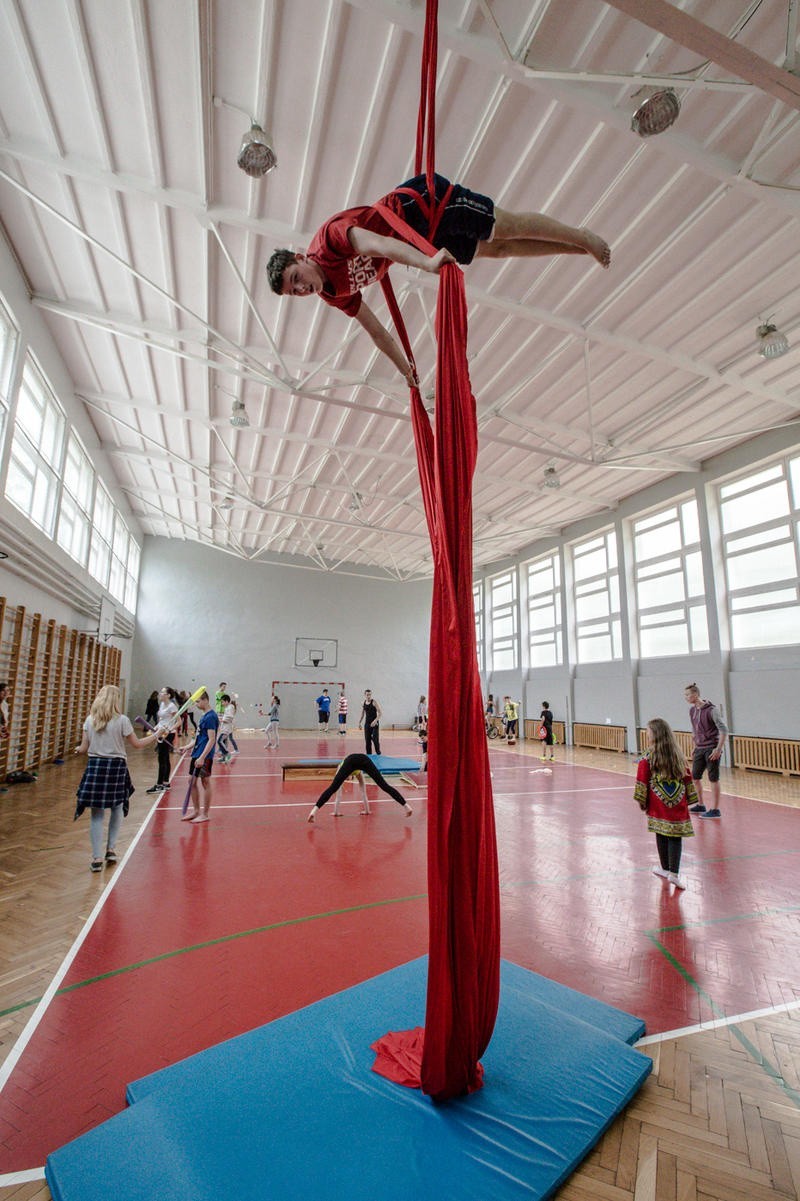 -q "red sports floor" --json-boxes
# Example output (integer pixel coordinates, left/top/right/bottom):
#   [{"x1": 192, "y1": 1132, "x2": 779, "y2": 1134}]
[{"x1": 1, "y1": 734, "x2": 798, "y2": 1175}]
